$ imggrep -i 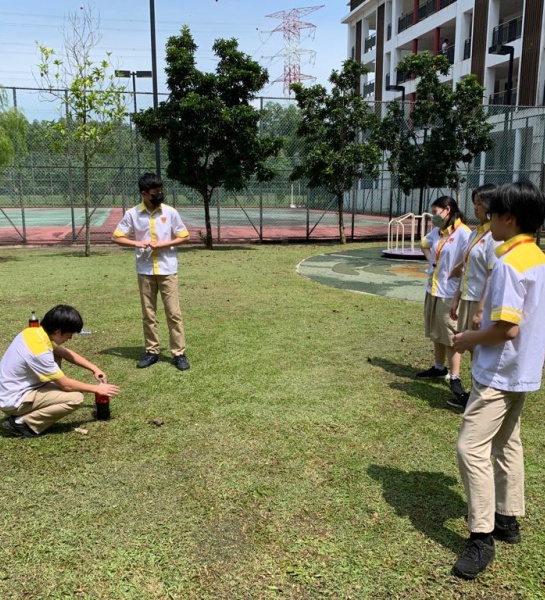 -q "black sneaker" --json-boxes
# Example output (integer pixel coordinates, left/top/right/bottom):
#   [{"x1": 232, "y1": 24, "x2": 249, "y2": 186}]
[
  {"x1": 447, "y1": 392, "x2": 470, "y2": 410},
  {"x1": 416, "y1": 366, "x2": 448, "y2": 379},
  {"x1": 449, "y1": 377, "x2": 466, "y2": 397},
  {"x1": 452, "y1": 537, "x2": 495, "y2": 579},
  {"x1": 2, "y1": 416, "x2": 40, "y2": 438},
  {"x1": 493, "y1": 516, "x2": 521, "y2": 544},
  {"x1": 172, "y1": 354, "x2": 190, "y2": 371},
  {"x1": 136, "y1": 352, "x2": 159, "y2": 369}
]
